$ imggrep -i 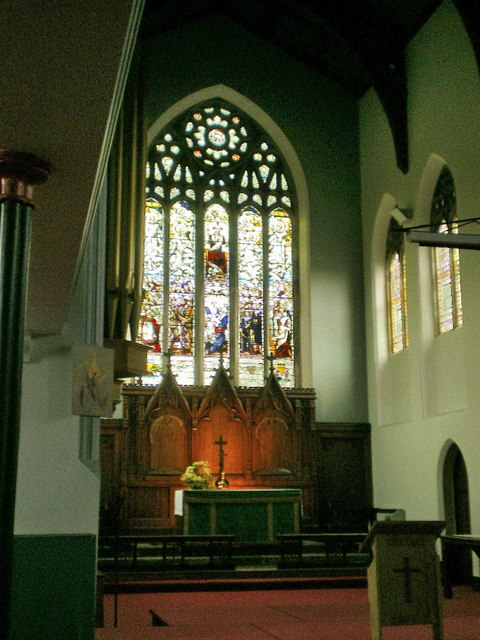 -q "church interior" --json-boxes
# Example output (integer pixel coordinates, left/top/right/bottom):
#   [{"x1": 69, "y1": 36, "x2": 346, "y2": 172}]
[{"x1": 2, "y1": 0, "x2": 480, "y2": 638}]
